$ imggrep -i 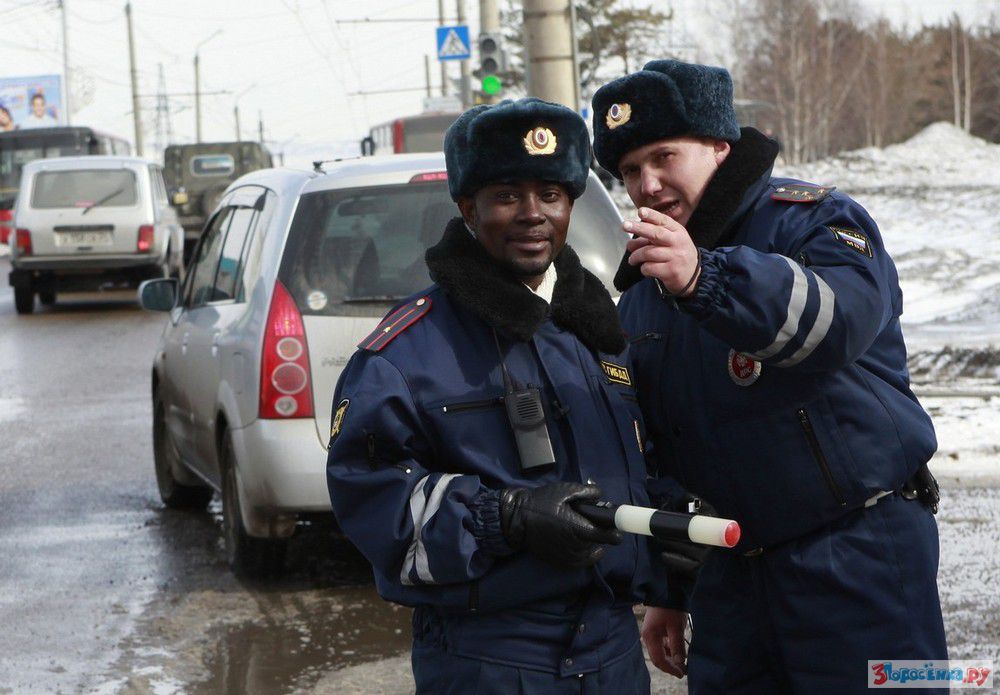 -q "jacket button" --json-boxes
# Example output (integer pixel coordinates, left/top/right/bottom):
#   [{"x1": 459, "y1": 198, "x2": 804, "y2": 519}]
[
  {"x1": 577, "y1": 623, "x2": 586, "y2": 633},
  {"x1": 564, "y1": 658, "x2": 574, "y2": 667}
]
